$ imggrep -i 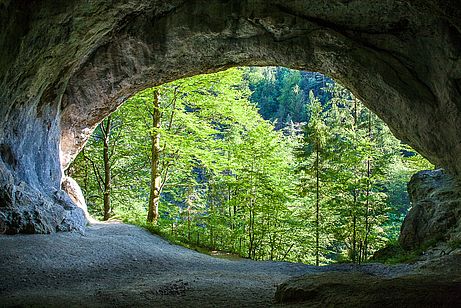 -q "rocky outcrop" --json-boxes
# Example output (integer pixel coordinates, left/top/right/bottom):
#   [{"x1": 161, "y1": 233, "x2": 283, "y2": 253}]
[
  {"x1": 275, "y1": 253, "x2": 461, "y2": 306},
  {"x1": 61, "y1": 176, "x2": 95, "y2": 223},
  {"x1": 0, "y1": 162, "x2": 85, "y2": 234},
  {"x1": 1, "y1": 0, "x2": 461, "y2": 232},
  {"x1": 400, "y1": 169, "x2": 461, "y2": 250}
]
